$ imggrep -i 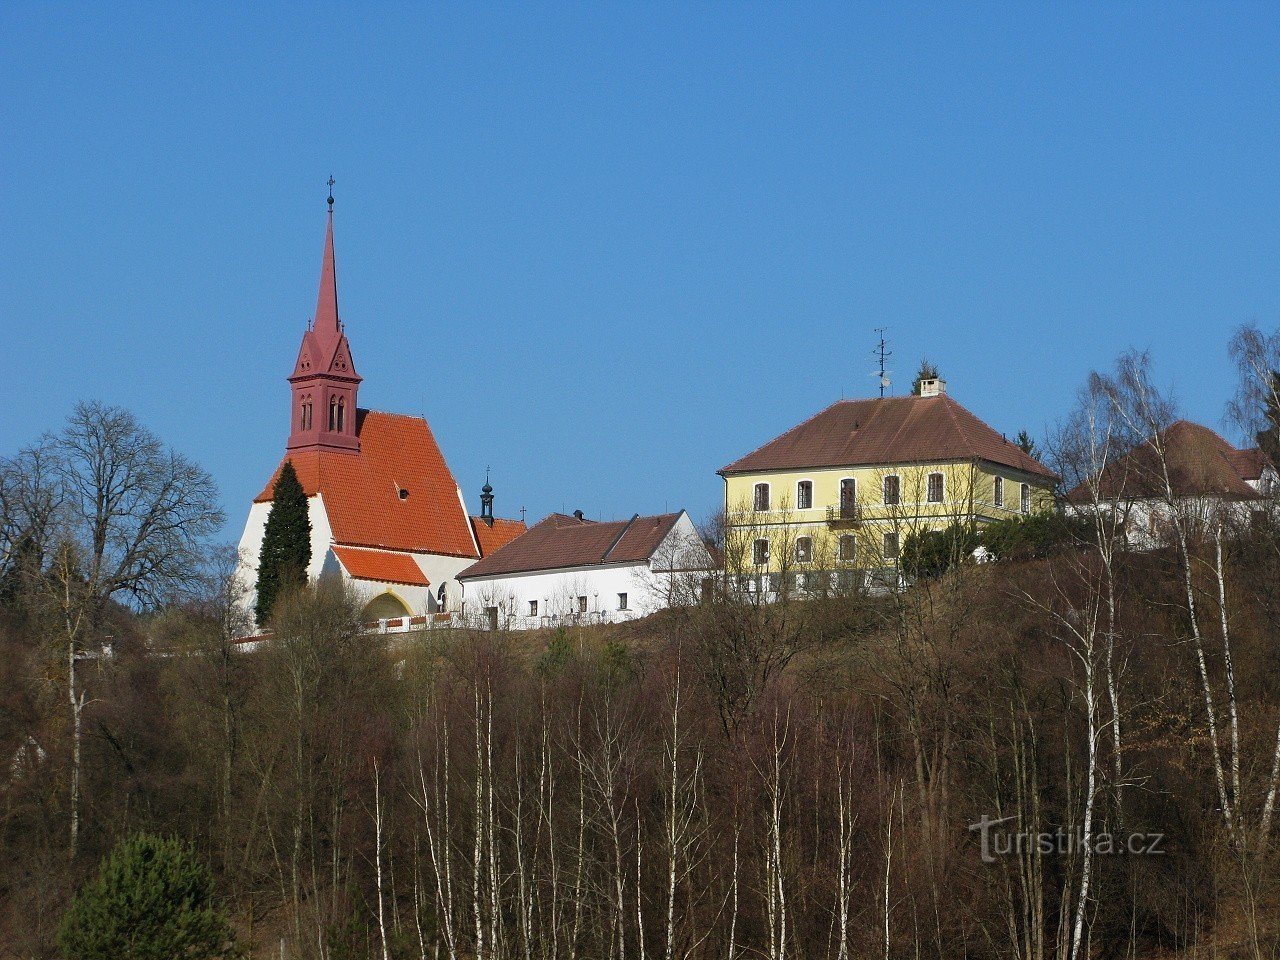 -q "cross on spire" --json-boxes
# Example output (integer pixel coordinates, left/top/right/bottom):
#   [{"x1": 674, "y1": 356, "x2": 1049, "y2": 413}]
[{"x1": 327, "y1": 175, "x2": 335, "y2": 209}]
